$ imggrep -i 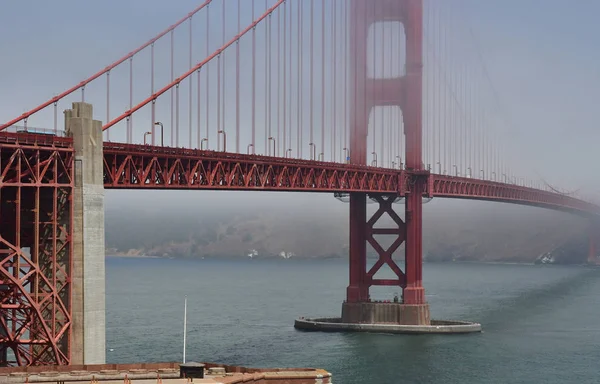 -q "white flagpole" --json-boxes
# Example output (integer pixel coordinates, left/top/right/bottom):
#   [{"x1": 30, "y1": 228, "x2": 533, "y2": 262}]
[{"x1": 183, "y1": 296, "x2": 187, "y2": 363}]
